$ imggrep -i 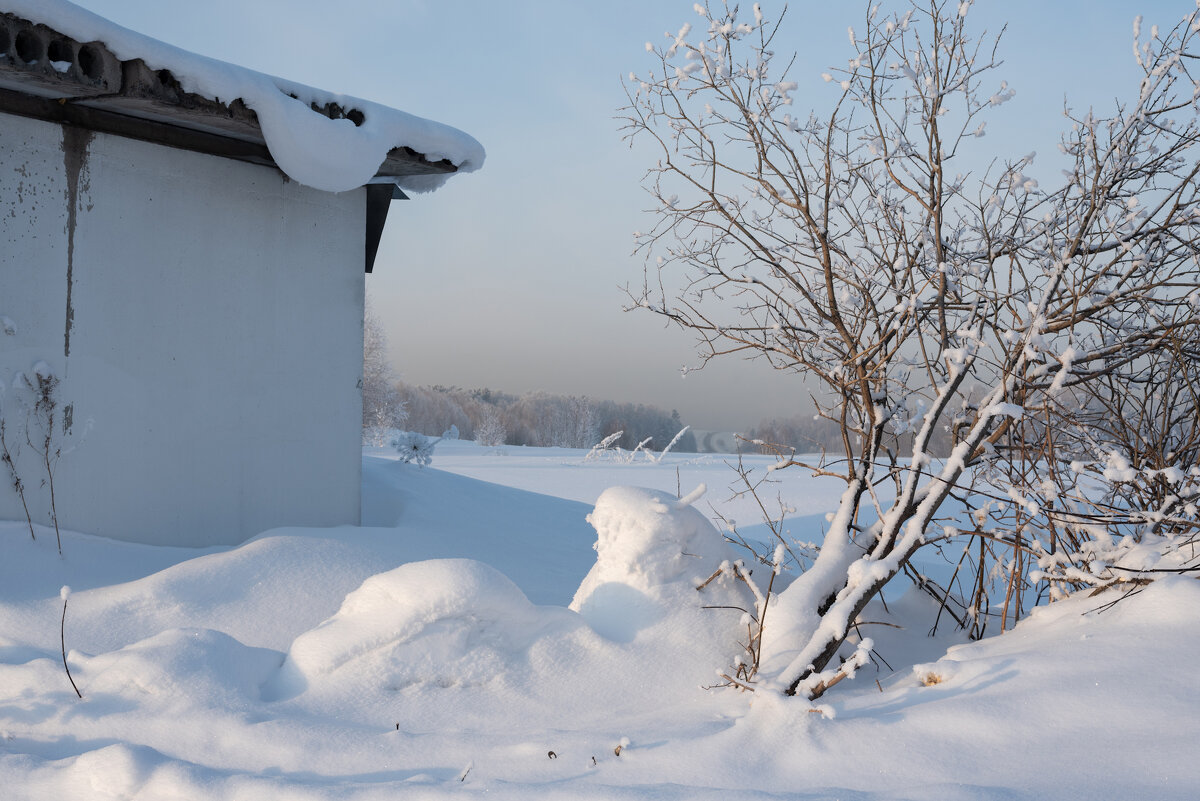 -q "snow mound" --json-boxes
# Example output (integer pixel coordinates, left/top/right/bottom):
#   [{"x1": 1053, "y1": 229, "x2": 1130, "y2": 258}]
[
  {"x1": 83, "y1": 628, "x2": 280, "y2": 708},
  {"x1": 576, "y1": 485, "x2": 731, "y2": 594},
  {"x1": 256, "y1": 487, "x2": 758, "y2": 730},
  {"x1": 266, "y1": 559, "x2": 577, "y2": 700},
  {"x1": 571, "y1": 486, "x2": 749, "y2": 645}
]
